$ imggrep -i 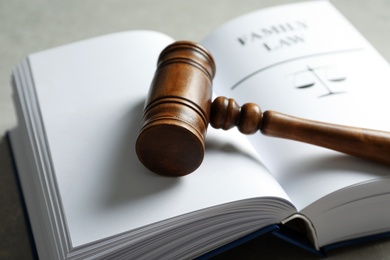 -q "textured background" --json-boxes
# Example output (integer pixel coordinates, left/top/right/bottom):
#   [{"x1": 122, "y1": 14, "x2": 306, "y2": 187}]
[{"x1": 1, "y1": 0, "x2": 390, "y2": 259}]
